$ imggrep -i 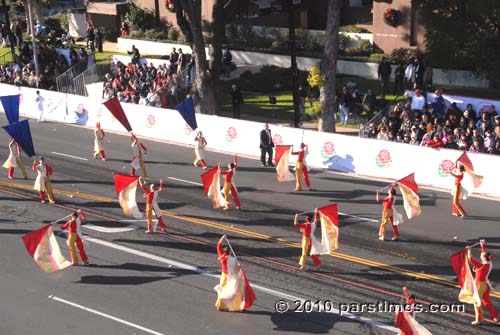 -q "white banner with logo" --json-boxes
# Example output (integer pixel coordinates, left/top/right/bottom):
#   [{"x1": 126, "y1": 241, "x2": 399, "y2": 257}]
[{"x1": 2, "y1": 83, "x2": 499, "y2": 198}]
